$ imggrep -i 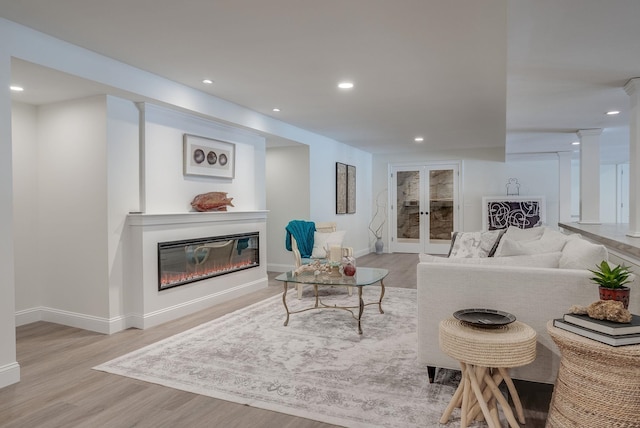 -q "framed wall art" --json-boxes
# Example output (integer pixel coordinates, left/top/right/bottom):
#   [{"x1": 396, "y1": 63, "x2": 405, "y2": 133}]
[
  {"x1": 482, "y1": 196, "x2": 546, "y2": 230},
  {"x1": 183, "y1": 134, "x2": 235, "y2": 179},
  {"x1": 347, "y1": 164, "x2": 356, "y2": 213},
  {"x1": 336, "y1": 162, "x2": 347, "y2": 214}
]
